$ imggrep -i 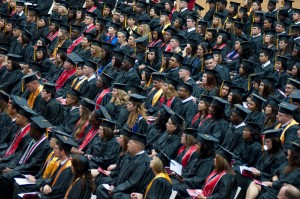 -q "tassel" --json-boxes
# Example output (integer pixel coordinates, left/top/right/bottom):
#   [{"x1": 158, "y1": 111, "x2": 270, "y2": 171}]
[
  {"x1": 219, "y1": 81, "x2": 224, "y2": 97},
  {"x1": 103, "y1": 3, "x2": 106, "y2": 15},
  {"x1": 34, "y1": 49, "x2": 36, "y2": 61},
  {"x1": 290, "y1": 98, "x2": 292, "y2": 104},
  {"x1": 146, "y1": 74, "x2": 152, "y2": 87},
  {"x1": 25, "y1": 5, "x2": 27, "y2": 16},
  {"x1": 145, "y1": 47, "x2": 148, "y2": 61},
  {"x1": 124, "y1": 16, "x2": 127, "y2": 28},
  {"x1": 248, "y1": 77, "x2": 250, "y2": 91},
  {"x1": 201, "y1": 57, "x2": 204, "y2": 72}
]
